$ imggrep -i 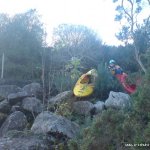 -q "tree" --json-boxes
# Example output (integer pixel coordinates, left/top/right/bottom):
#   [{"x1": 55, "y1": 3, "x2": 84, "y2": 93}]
[
  {"x1": 113, "y1": 0, "x2": 150, "y2": 74},
  {"x1": 52, "y1": 24, "x2": 103, "y2": 69},
  {"x1": 46, "y1": 24, "x2": 103, "y2": 92},
  {"x1": 0, "y1": 9, "x2": 45, "y2": 82},
  {"x1": 0, "y1": 14, "x2": 10, "y2": 79}
]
